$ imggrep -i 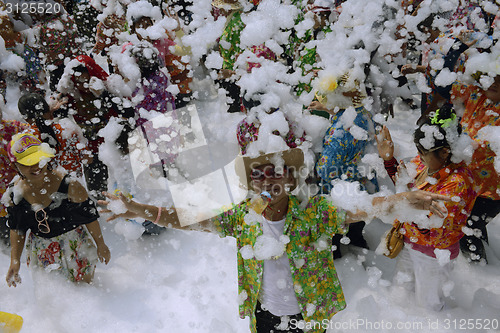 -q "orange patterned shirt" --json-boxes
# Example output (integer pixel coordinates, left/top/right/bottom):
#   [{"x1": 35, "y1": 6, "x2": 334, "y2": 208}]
[
  {"x1": 402, "y1": 158, "x2": 478, "y2": 249},
  {"x1": 451, "y1": 83, "x2": 500, "y2": 199}
]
